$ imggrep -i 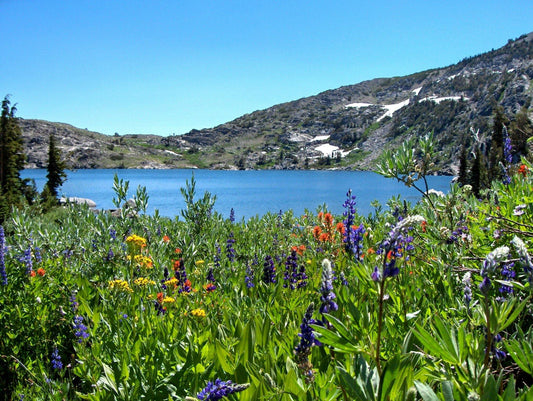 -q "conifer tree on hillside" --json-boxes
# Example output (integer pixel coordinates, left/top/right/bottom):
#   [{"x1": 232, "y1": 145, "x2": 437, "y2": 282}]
[
  {"x1": 0, "y1": 95, "x2": 27, "y2": 222},
  {"x1": 42, "y1": 133, "x2": 67, "y2": 205},
  {"x1": 457, "y1": 141, "x2": 469, "y2": 187},
  {"x1": 487, "y1": 106, "x2": 509, "y2": 181},
  {"x1": 510, "y1": 107, "x2": 533, "y2": 157}
]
